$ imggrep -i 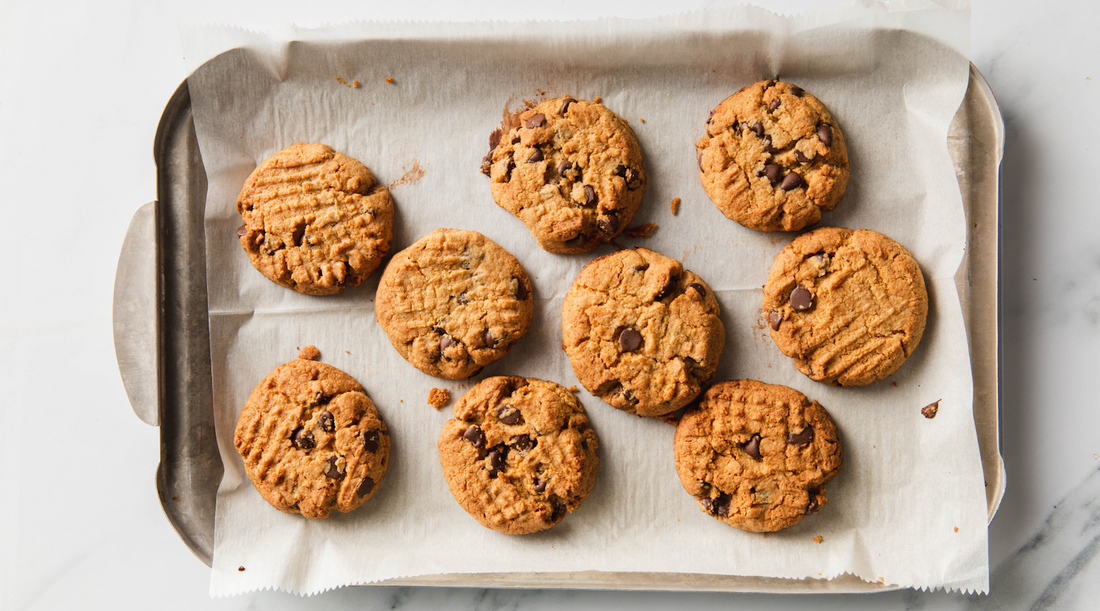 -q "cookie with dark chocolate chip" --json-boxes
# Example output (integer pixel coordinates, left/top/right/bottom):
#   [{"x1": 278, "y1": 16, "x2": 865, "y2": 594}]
[
  {"x1": 763, "y1": 226, "x2": 927, "y2": 386},
  {"x1": 561, "y1": 247, "x2": 725, "y2": 417},
  {"x1": 375, "y1": 229, "x2": 534, "y2": 379},
  {"x1": 482, "y1": 96, "x2": 646, "y2": 253},
  {"x1": 438, "y1": 376, "x2": 600, "y2": 534},
  {"x1": 697, "y1": 80, "x2": 848, "y2": 232},
  {"x1": 233, "y1": 346, "x2": 390, "y2": 519},
  {"x1": 674, "y1": 379, "x2": 842, "y2": 532},
  {"x1": 236, "y1": 143, "x2": 394, "y2": 295}
]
